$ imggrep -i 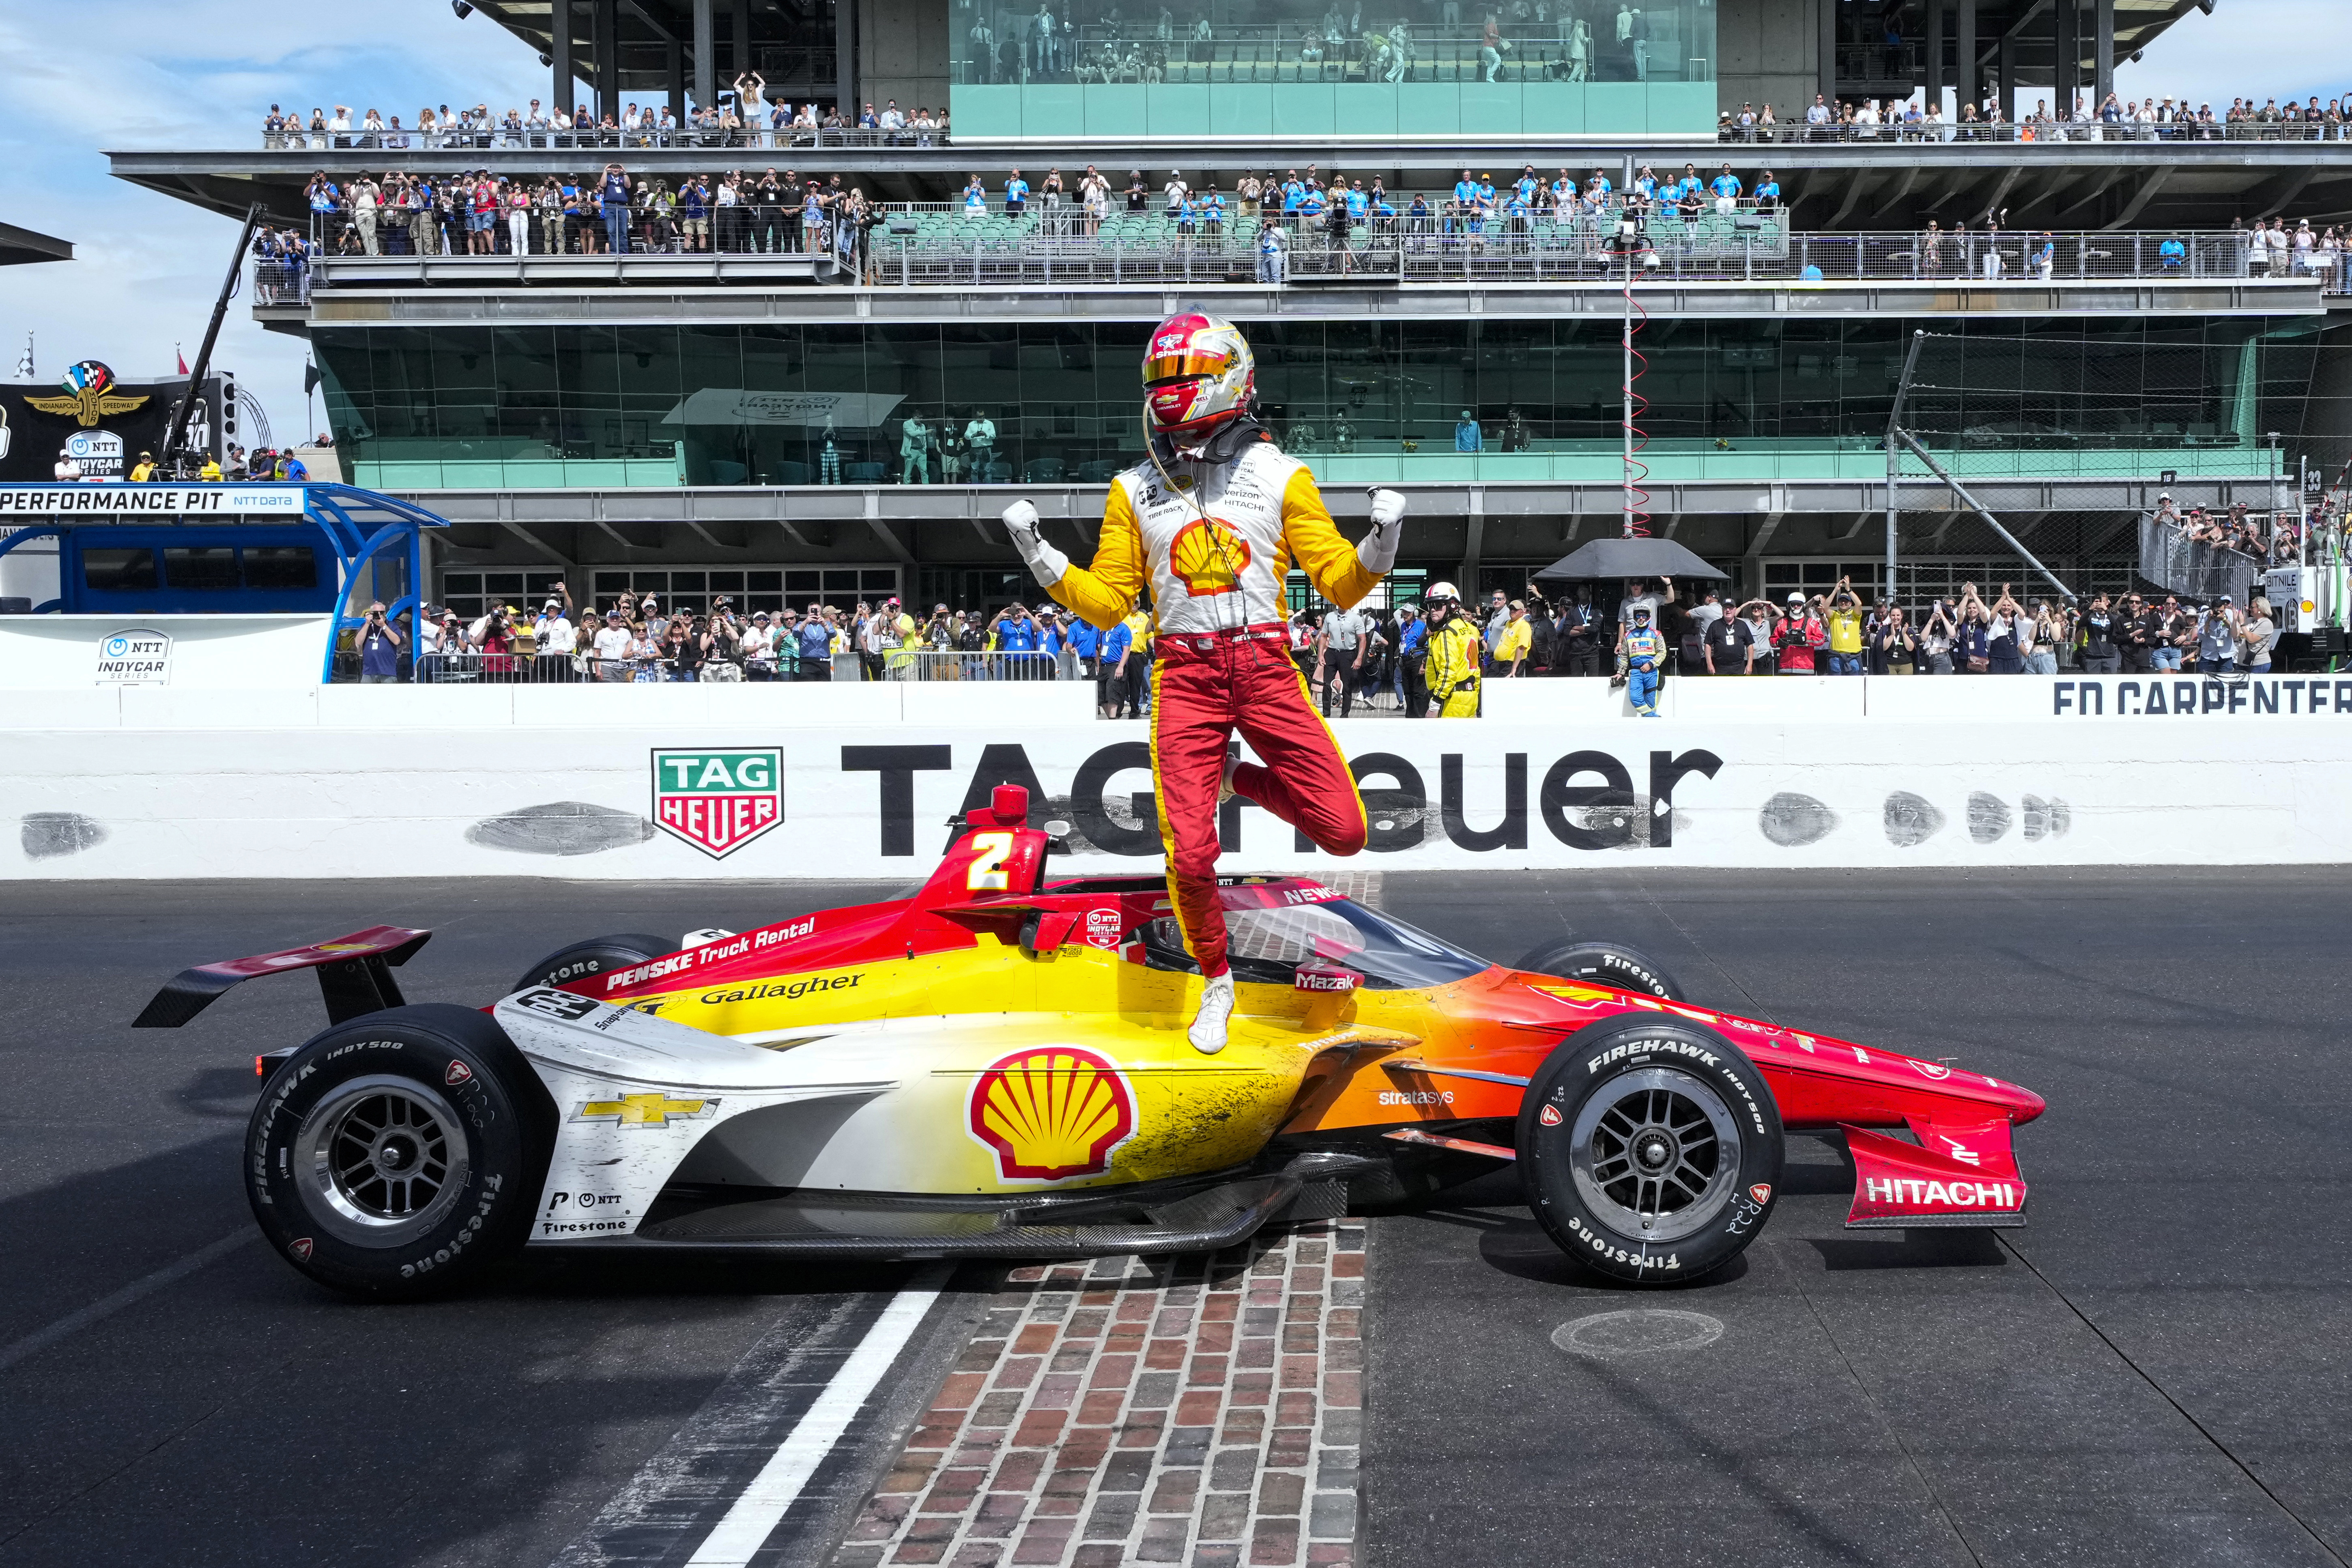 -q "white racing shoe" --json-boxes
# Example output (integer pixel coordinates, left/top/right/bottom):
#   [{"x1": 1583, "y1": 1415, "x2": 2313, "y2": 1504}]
[
  {"x1": 1217, "y1": 752, "x2": 1241, "y2": 805},
  {"x1": 1189, "y1": 971, "x2": 1236, "y2": 1055}
]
